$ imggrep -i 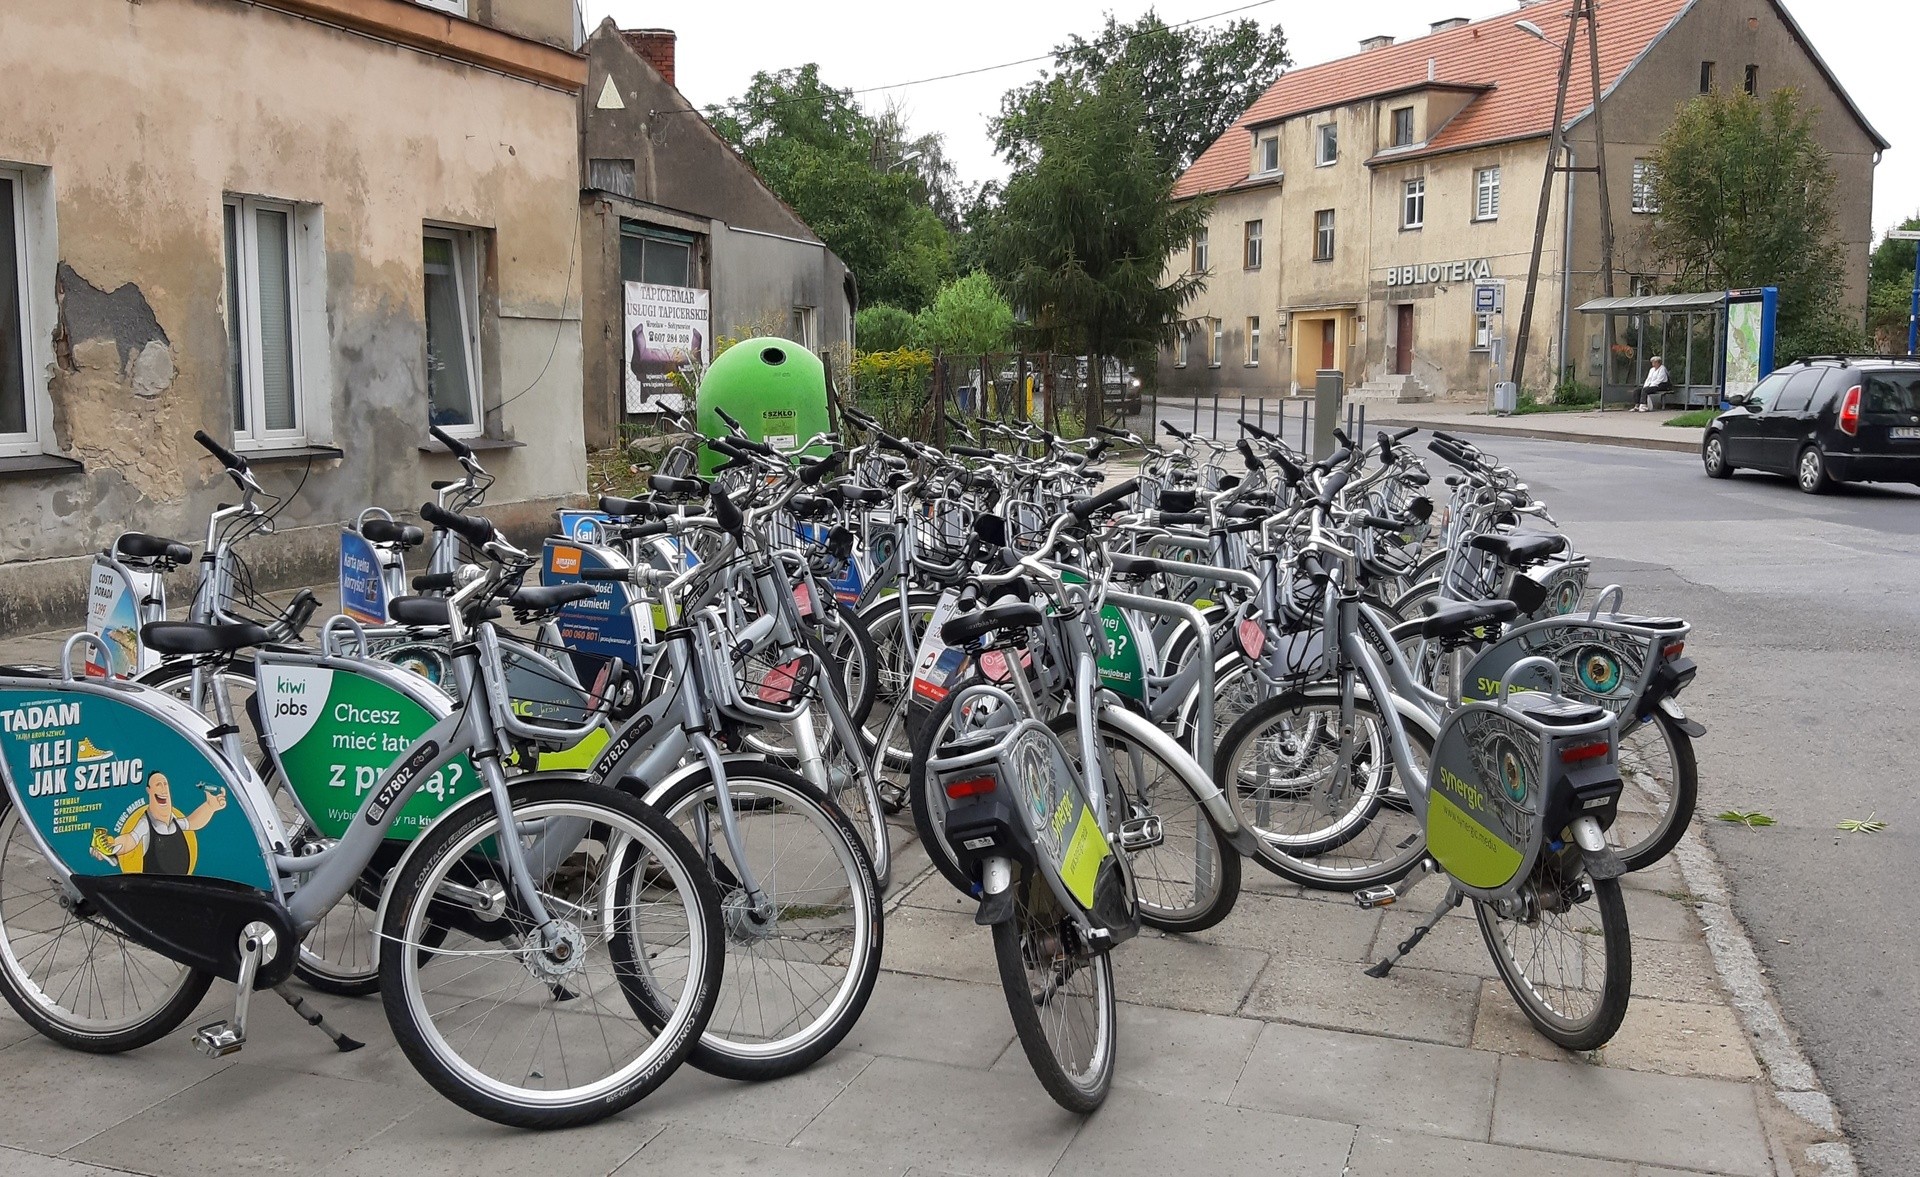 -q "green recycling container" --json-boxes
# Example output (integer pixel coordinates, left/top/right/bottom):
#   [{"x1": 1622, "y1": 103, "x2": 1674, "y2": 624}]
[{"x1": 695, "y1": 337, "x2": 832, "y2": 475}]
